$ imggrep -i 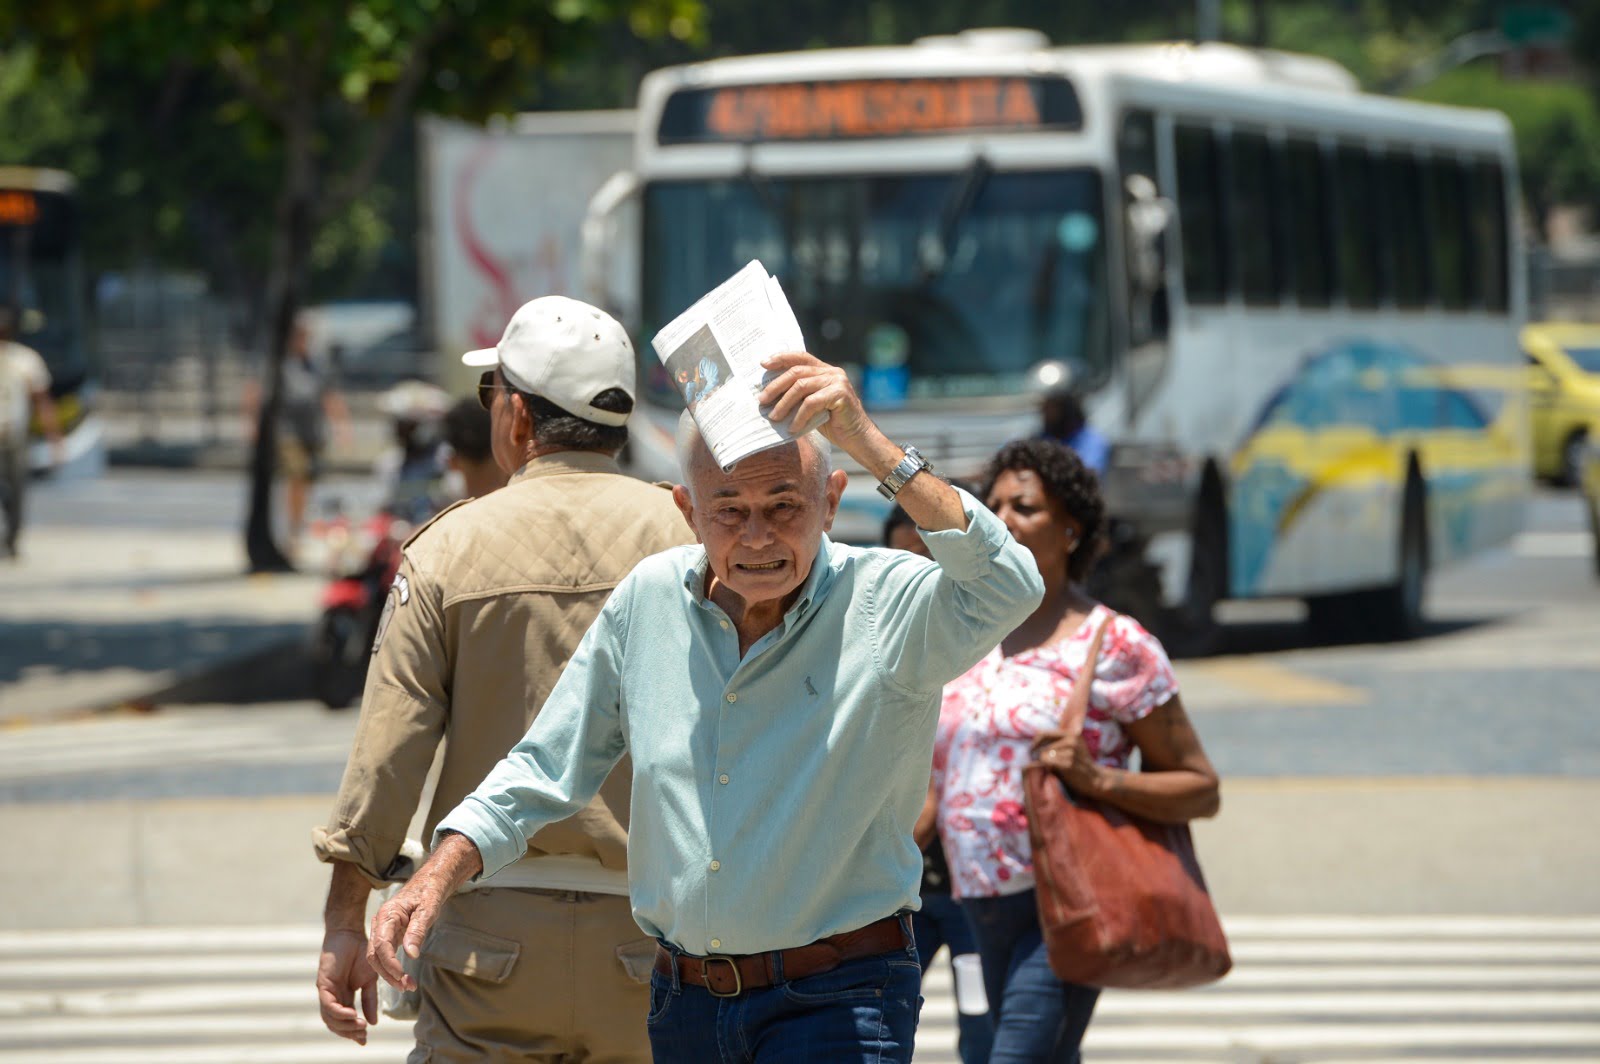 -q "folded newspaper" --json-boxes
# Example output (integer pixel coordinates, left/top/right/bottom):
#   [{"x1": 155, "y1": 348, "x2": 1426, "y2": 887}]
[{"x1": 650, "y1": 260, "x2": 824, "y2": 472}]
